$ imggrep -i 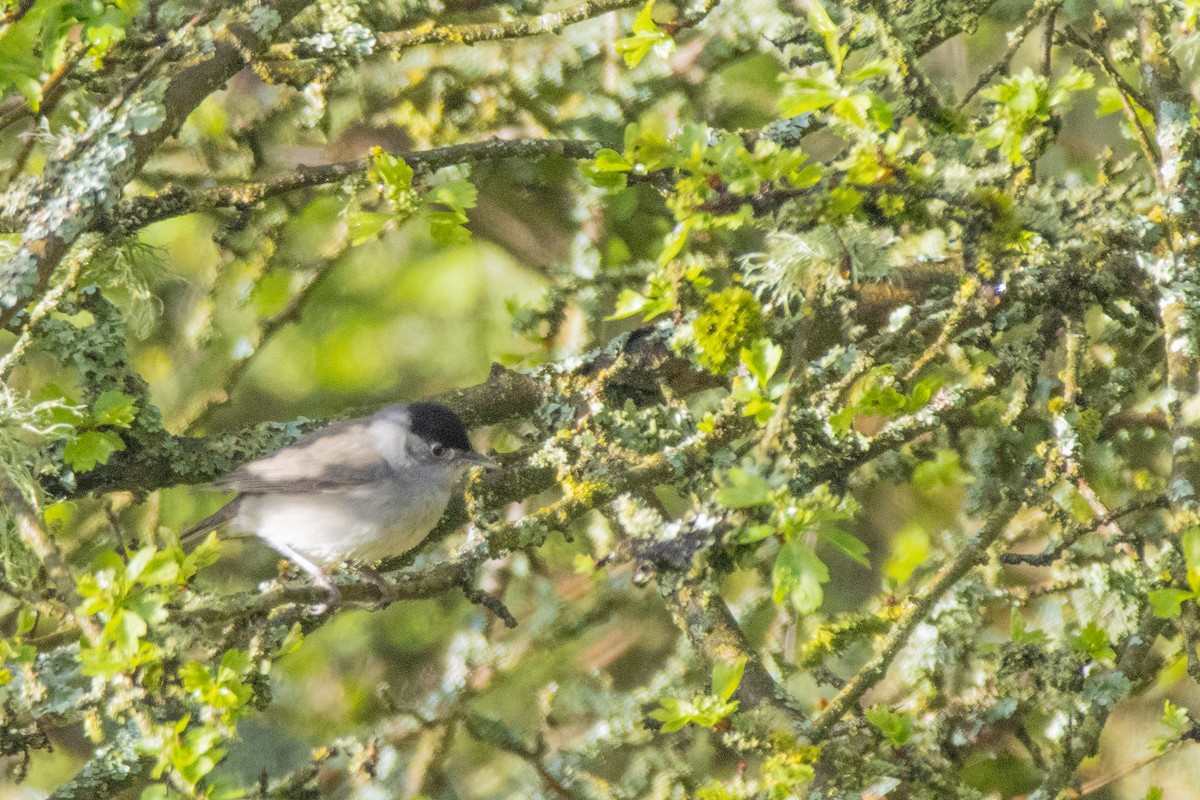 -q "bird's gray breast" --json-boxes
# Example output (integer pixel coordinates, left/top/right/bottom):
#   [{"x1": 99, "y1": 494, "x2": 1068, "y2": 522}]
[{"x1": 237, "y1": 467, "x2": 455, "y2": 566}]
